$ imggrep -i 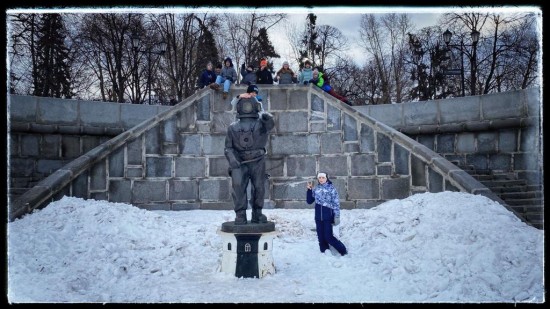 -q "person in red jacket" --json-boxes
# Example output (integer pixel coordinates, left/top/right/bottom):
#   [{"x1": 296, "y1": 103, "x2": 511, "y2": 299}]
[{"x1": 310, "y1": 69, "x2": 352, "y2": 106}]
